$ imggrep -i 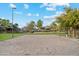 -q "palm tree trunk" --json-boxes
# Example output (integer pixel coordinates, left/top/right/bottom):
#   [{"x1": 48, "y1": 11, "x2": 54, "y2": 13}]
[
  {"x1": 68, "y1": 28, "x2": 71, "y2": 37},
  {"x1": 72, "y1": 29, "x2": 75, "y2": 38},
  {"x1": 75, "y1": 30, "x2": 79, "y2": 39}
]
